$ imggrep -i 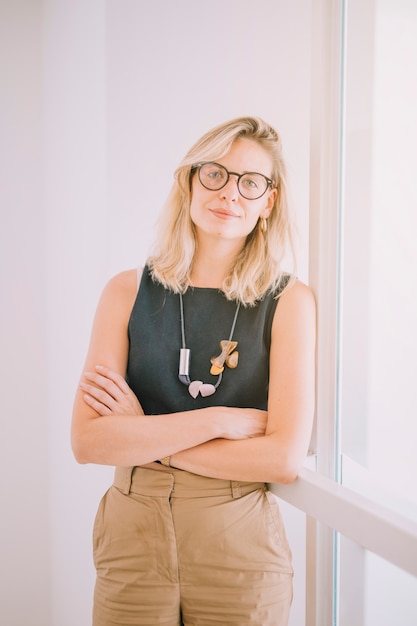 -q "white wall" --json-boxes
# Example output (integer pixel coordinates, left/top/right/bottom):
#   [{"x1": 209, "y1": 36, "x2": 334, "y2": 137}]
[
  {"x1": 43, "y1": 2, "x2": 109, "y2": 623},
  {"x1": 0, "y1": 2, "x2": 50, "y2": 625},
  {"x1": 1, "y1": 1, "x2": 312, "y2": 624}
]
